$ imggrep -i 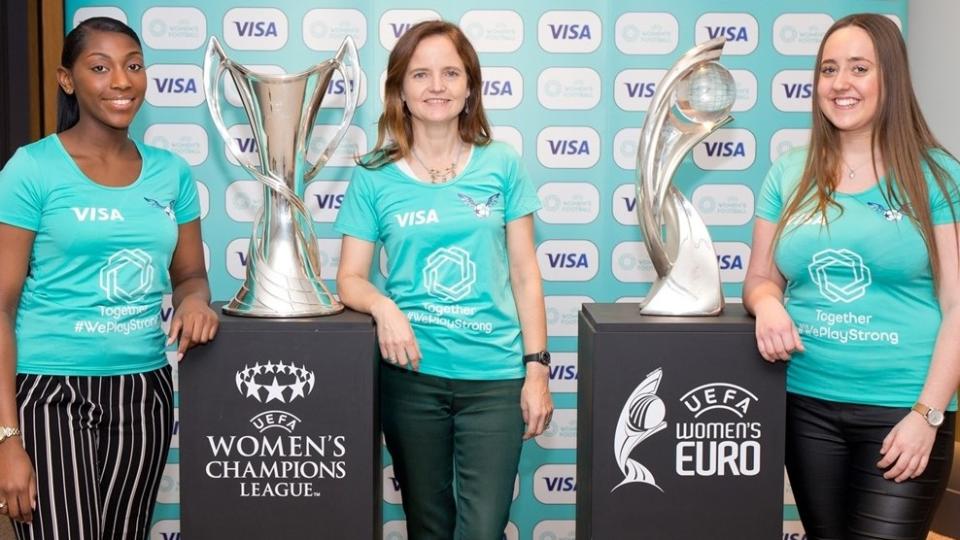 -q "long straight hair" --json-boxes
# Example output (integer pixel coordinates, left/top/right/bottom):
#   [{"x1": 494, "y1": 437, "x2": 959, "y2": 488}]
[
  {"x1": 57, "y1": 17, "x2": 142, "y2": 133},
  {"x1": 359, "y1": 20, "x2": 491, "y2": 169},
  {"x1": 775, "y1": 13, "x2": 958, "y2": 286}
]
